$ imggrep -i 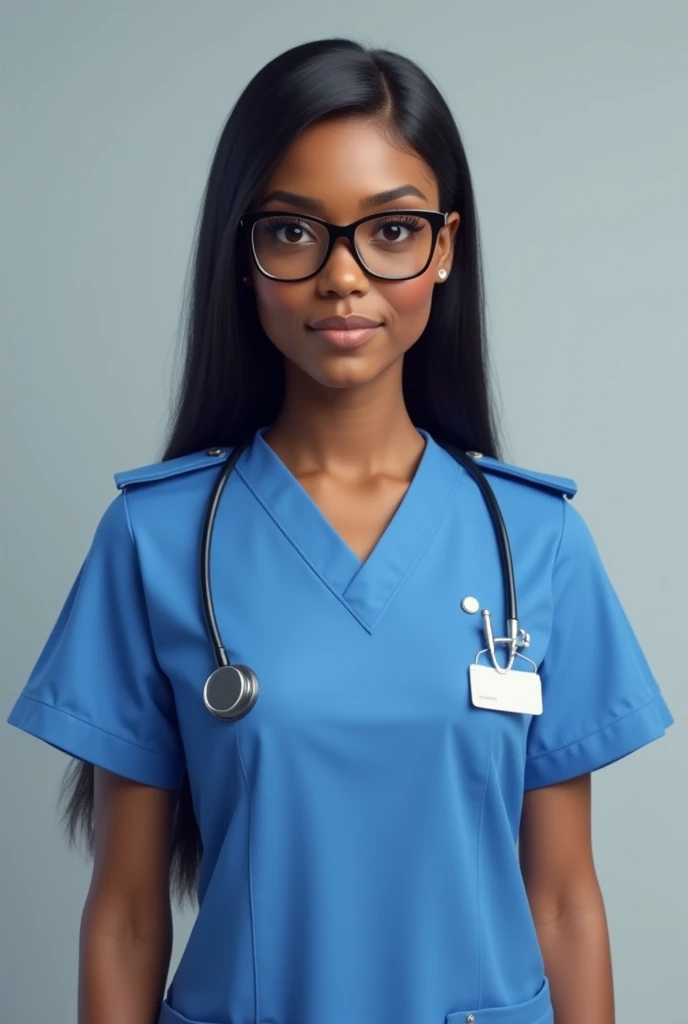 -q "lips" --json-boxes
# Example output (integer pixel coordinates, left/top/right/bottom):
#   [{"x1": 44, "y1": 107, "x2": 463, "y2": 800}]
[{"x1": 308, "y1": 314, "x2": 382, "y2": 330}]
